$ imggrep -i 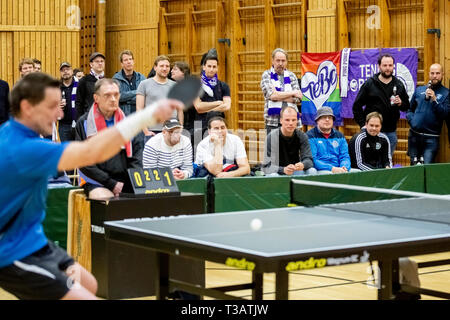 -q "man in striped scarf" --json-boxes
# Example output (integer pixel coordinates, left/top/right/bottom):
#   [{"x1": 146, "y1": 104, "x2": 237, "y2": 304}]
[
  {"x1": 261, "y1": 48, "x2": 303, "y2": 135},
  {"x1": 75, "y1": 78, "x2": 141, "y2": 199}
]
